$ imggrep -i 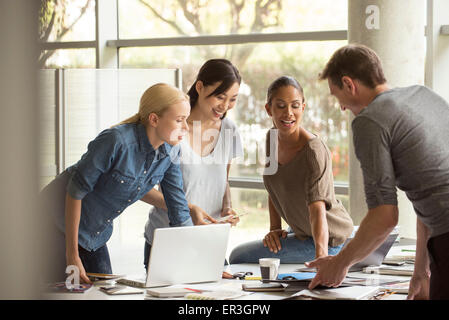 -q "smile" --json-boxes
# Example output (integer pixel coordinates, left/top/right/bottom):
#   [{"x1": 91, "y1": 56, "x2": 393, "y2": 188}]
[
  {"x1": 280, "y1": 119, "x2": 296, "y2": 127},
  {"x1": 213, "y1": 109, "x2": 224, "y2": 117}
]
